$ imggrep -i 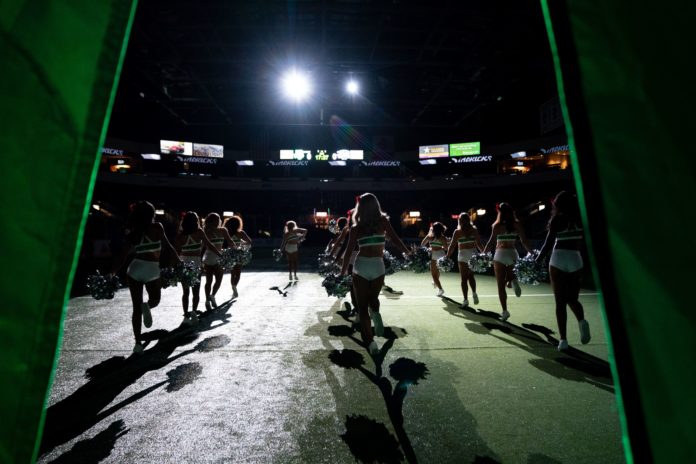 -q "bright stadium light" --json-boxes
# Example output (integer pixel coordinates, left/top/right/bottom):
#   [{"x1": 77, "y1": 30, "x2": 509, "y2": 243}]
[
  {"x1": 409, "y1": 211, "x2": 421, "y2": 218},
  {"x1": 476, "y1": 208, "x2": 486, "y2": 216},
  {"x1": 282, "y1": 69, "x2": 311, "y2": 102},
  {"x1": 223, "y1": 211, "x2": 235, "y2": 218},
  {"x1": 346, "y1": 80, "x2": 359, "y2": 95},
  {"x1": 155, "y1": 209, "x2": 165, "y2": 216},
  {"x1": 538, "y1": 203, "x2": 546, "y2": 211}
]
